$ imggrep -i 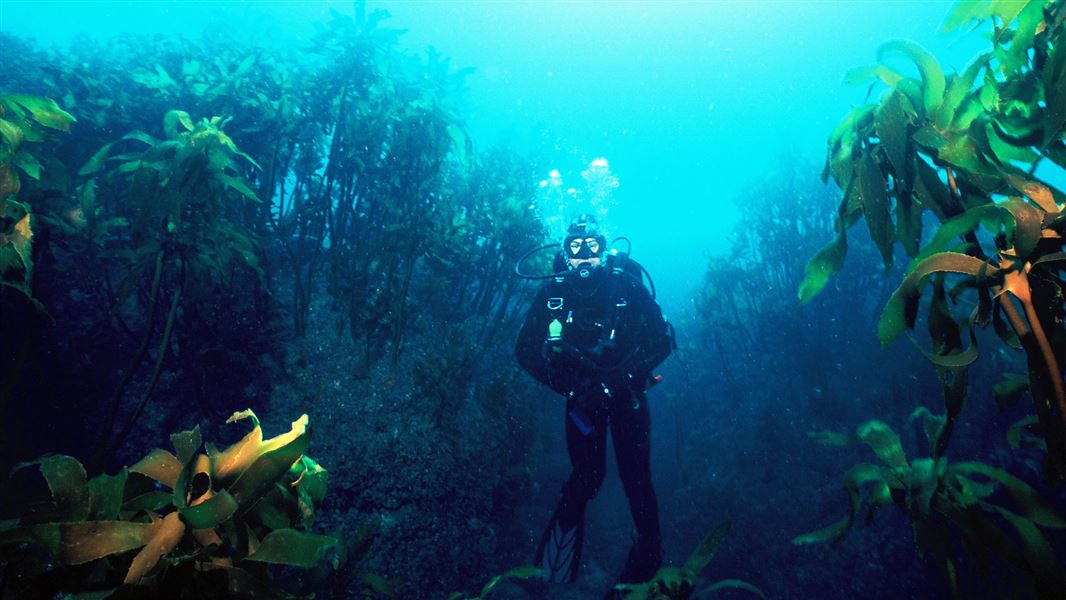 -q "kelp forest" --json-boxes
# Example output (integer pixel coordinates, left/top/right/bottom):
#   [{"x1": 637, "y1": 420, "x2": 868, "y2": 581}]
[{"x1": 1, "y1": 1, "x2": 1065, "y2": 599}]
